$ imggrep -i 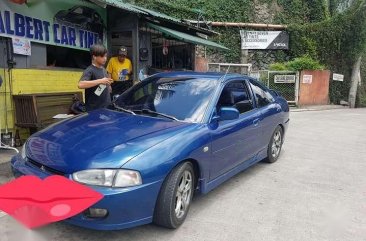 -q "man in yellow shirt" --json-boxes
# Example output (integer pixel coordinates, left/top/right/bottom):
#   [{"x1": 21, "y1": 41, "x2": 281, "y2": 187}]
[{"x1": 106, "y1": 46, "x2": 133, "y2": 96}]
